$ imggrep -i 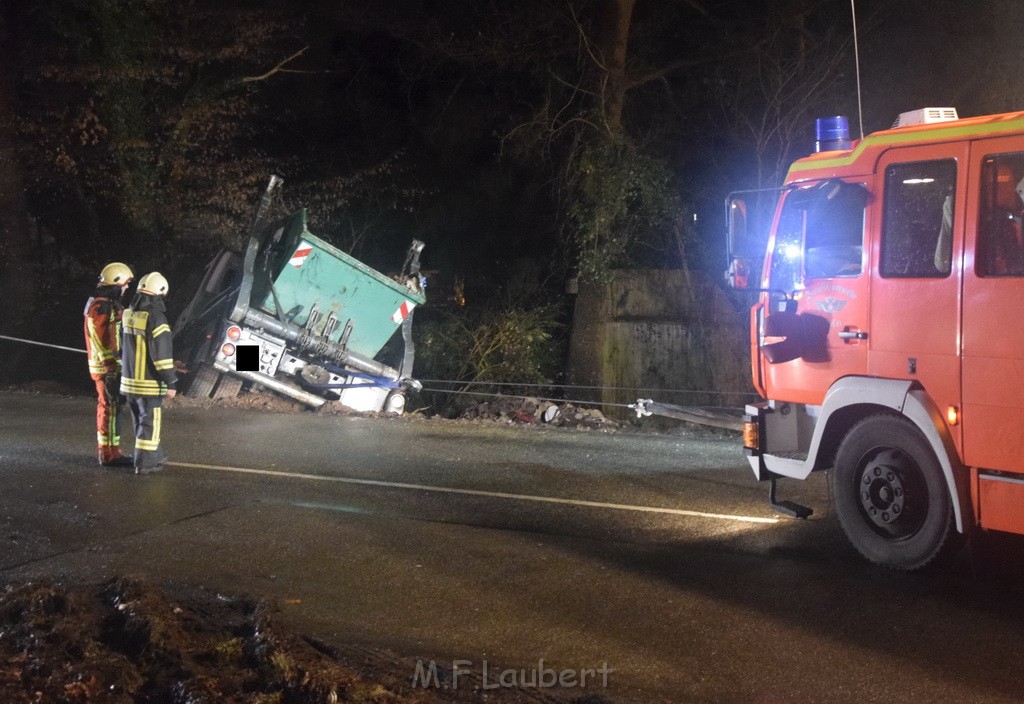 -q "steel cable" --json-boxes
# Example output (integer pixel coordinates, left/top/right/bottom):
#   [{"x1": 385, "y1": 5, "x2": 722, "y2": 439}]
[
  {"x1": 0, "y1": 334, "x2": 86, "y2": 355},
  {"x1": 417, "y1": 378, "x2": 757, "y2": 398}
]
